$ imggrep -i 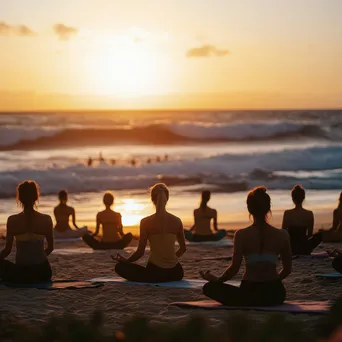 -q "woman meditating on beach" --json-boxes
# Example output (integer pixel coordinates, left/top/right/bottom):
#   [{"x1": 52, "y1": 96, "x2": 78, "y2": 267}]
[
  {"x1": 282, "y1": 185, "x2": 322, "y2": 255},
  {"x1": 320, "y1": 192, "x2": 342, "y2": 242},
  {"x1": 82, "y1": 192, "x2": 133, "y2": 250},
  {"x1": 53, "y1": 190, "x2": 88, "y2": 238},
  {"x1": 184, "y1": 191, "x2": 226, "y2": 242},
  {"x1": 0, "y1": 181, "x2": 54, "y2": 283},
  {"x1": 112, "y1": 183, "x2": 186, "y2": 282},
  {"x1": 200, "y1": 187, "x2": 292, "y2": 306}
]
